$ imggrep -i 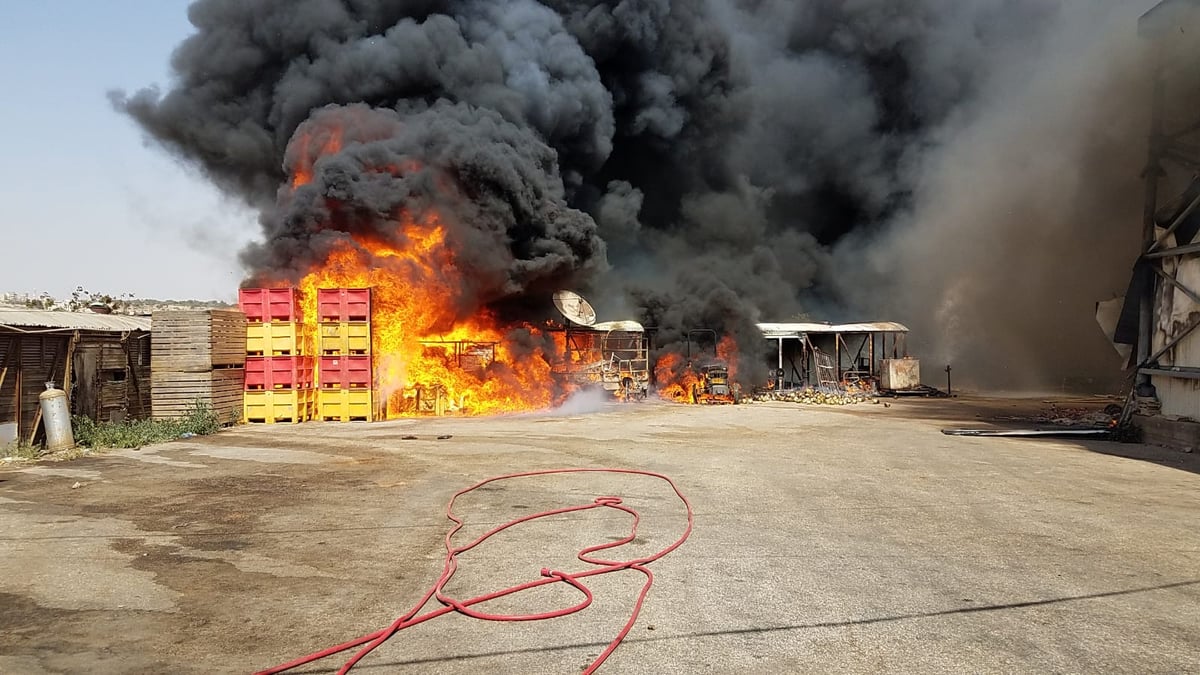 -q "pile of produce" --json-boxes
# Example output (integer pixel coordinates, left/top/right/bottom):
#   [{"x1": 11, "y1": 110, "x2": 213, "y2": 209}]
[{"x1": 753, "y1": 389, "x2": 873, "y2": 406}]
